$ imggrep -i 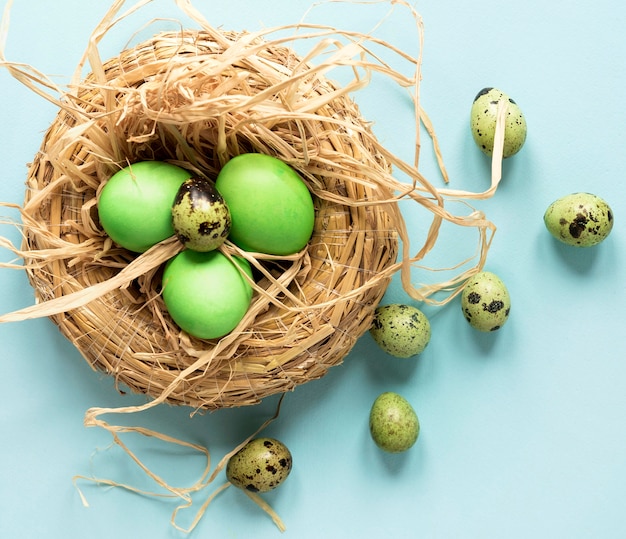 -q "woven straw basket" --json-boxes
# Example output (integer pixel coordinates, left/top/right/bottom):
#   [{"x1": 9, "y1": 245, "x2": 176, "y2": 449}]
[{"x1": 20, "y1": 27, "x2": 402, "y2": 411}]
